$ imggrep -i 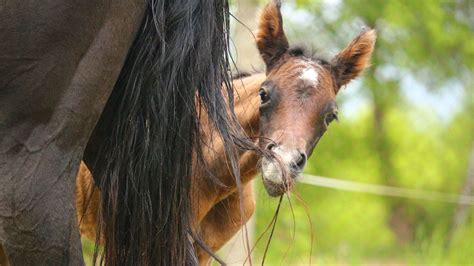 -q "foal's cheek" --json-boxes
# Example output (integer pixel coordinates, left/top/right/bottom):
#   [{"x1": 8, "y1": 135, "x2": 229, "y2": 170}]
[
  {"x1": 307, "y1": 130, "x2": 325, "y2": 157},
  {"x1": 259, "y1": 114, "x2": 271, "y2": 134}
]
